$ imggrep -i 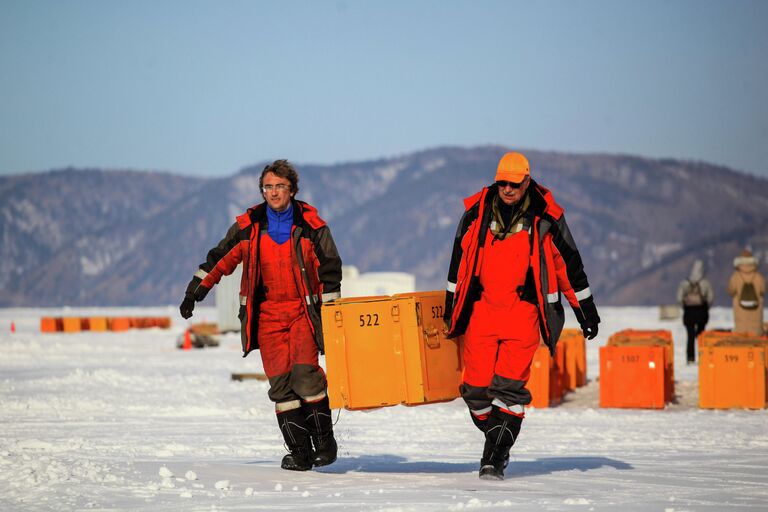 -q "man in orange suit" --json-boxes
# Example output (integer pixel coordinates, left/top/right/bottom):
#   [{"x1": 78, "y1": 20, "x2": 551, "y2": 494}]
[{"x1": 444, "y1": 152, "x2": 600, "y2": 480}]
